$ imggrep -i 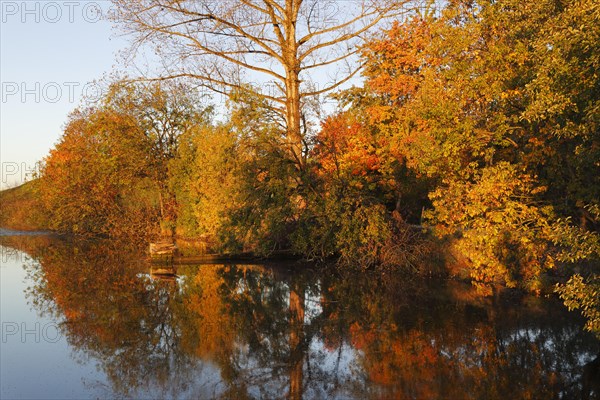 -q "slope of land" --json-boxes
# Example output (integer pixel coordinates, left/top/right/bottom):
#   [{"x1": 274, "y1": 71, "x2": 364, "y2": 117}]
[{"x1": 0, "y1": 180, "x2": 48, "y2": 231}]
